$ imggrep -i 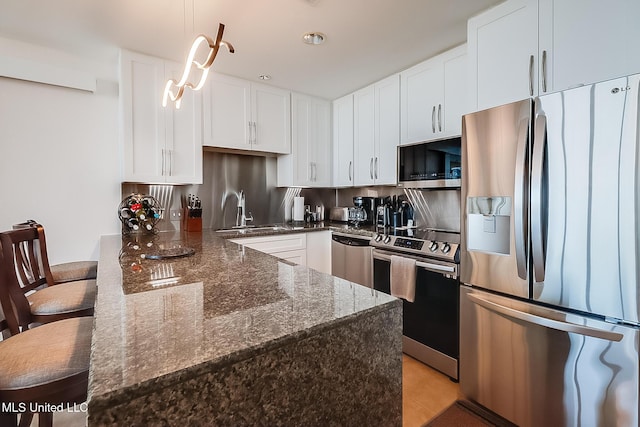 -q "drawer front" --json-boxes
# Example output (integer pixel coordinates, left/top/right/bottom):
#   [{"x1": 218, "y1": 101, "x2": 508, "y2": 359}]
[{"x1": 230, "y1": 234, "x2": 307, "y2": 254}]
